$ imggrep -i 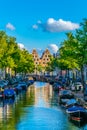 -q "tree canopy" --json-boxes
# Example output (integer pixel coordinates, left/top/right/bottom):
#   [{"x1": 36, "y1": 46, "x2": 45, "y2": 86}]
[{"x1": 0, "y1": 31, "x2": 35, "y2": 77}]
